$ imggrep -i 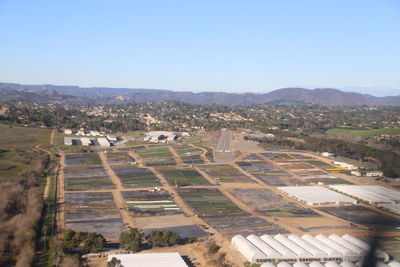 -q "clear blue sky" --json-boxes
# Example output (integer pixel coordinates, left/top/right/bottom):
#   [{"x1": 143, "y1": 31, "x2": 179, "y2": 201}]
[{"x1": 1, "y1": 0, "x2": 399, "y2": 95}]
